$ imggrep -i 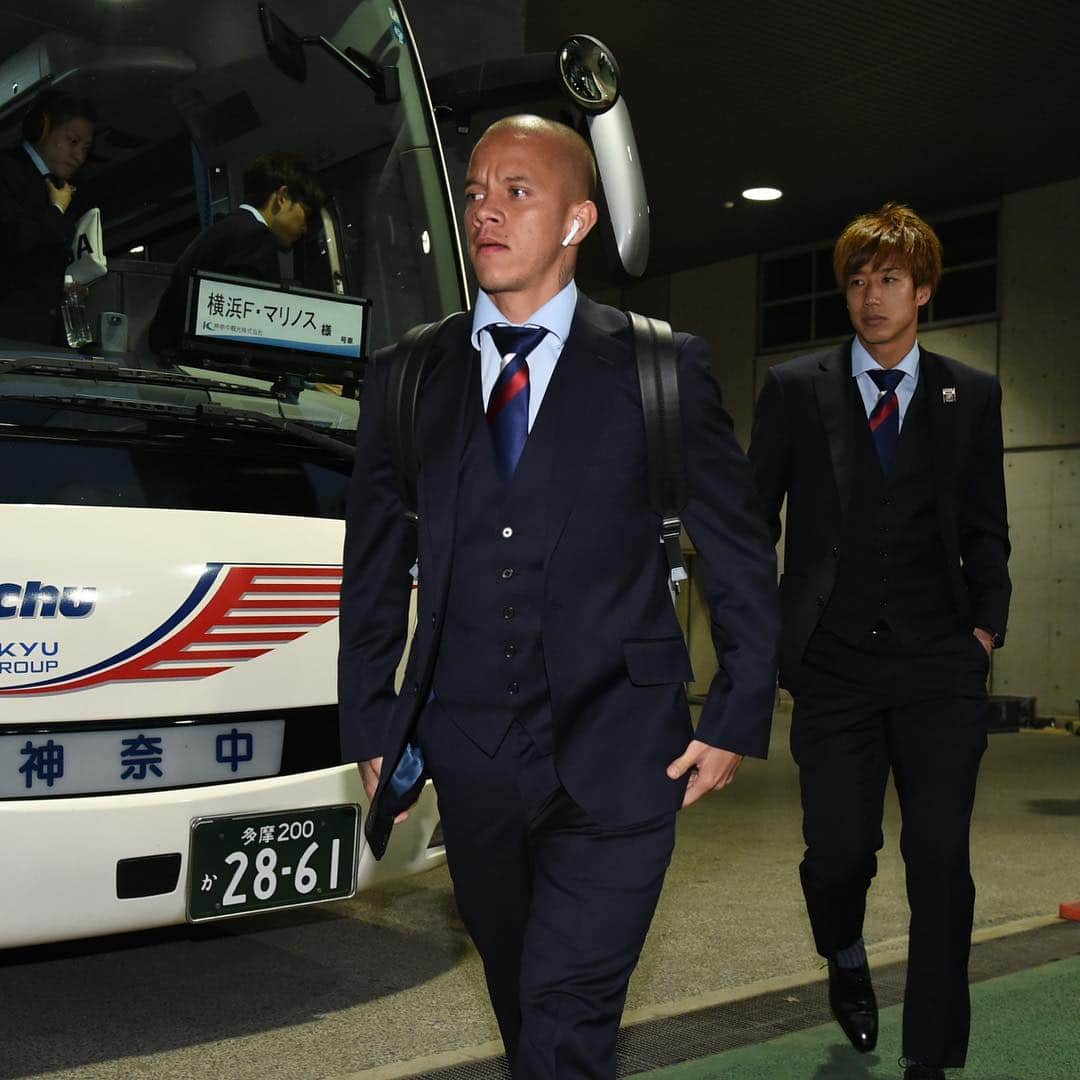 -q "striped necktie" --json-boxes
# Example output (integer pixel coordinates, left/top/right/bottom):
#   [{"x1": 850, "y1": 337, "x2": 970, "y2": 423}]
[
  {"x1": 485, "y1": 325, "x2": 547, "y2": 482},
  {"x1": 867, "y1": 368, "x2": 905, "y2": 474}
]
